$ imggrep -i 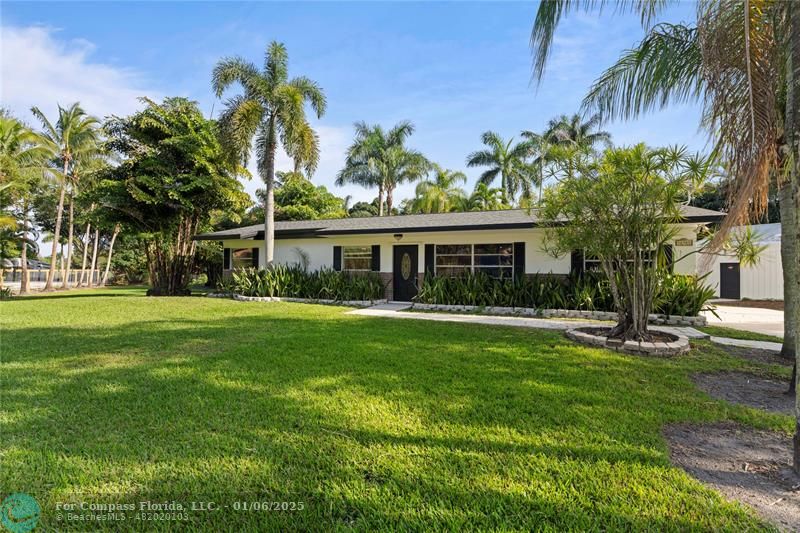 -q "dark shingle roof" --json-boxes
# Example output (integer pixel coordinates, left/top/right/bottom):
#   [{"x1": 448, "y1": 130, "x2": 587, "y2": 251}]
[{"x1": 194, "y1": 206, "x2": 725, "y2": 240}]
